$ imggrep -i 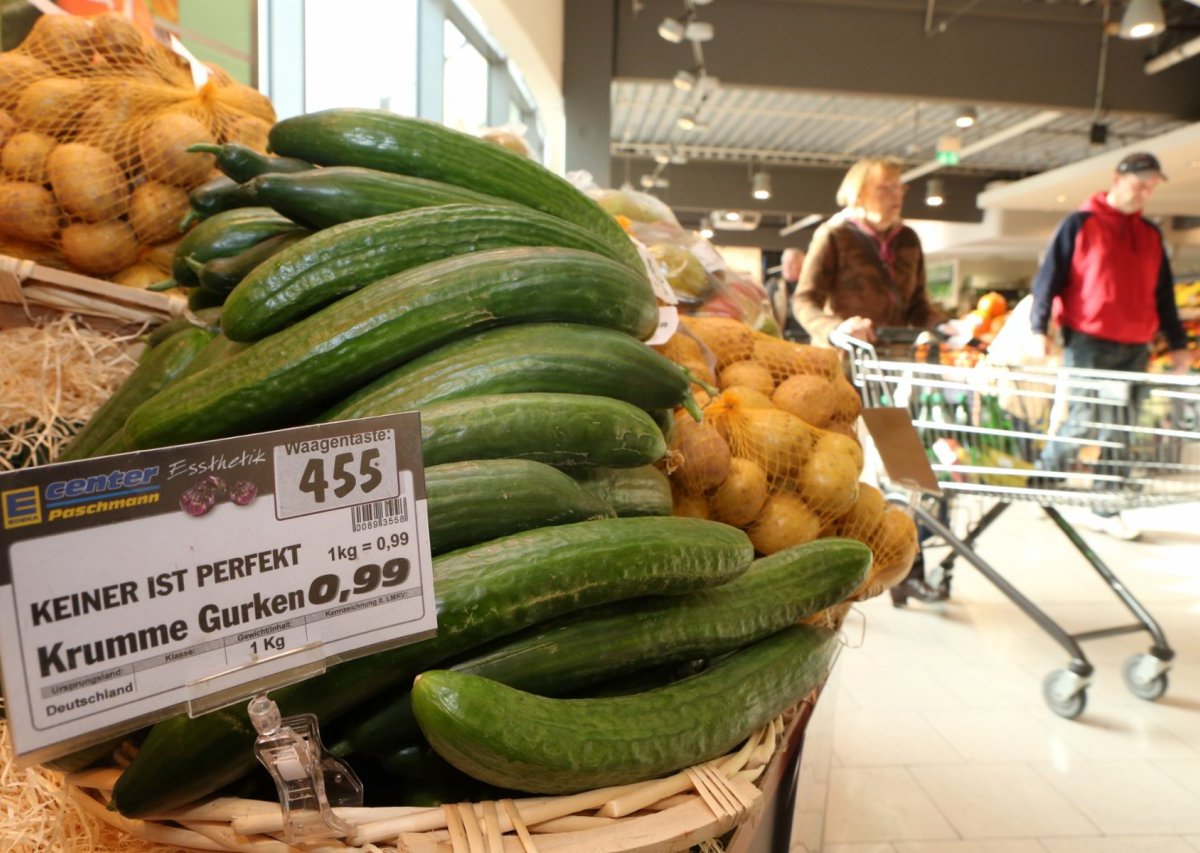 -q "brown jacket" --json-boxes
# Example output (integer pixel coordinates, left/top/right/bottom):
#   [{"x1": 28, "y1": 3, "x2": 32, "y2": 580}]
[{"x1": 794, "y1": 218, "x2": 946, "y2": 345}]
